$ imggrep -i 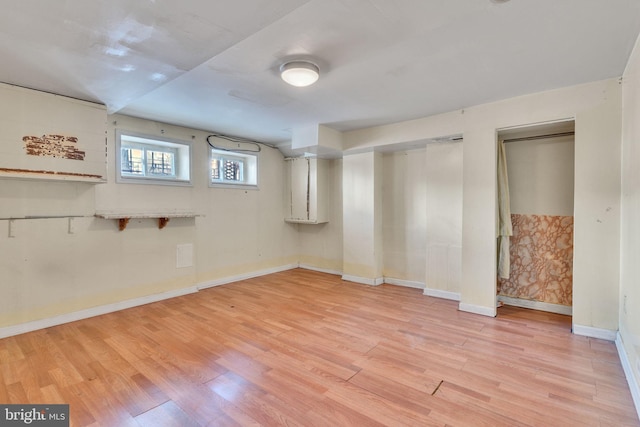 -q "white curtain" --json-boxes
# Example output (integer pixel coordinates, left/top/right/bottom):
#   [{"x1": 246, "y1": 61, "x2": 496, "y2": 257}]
[{"x1": 497, "y1": 139, "x2": 513, "y2": 279}]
